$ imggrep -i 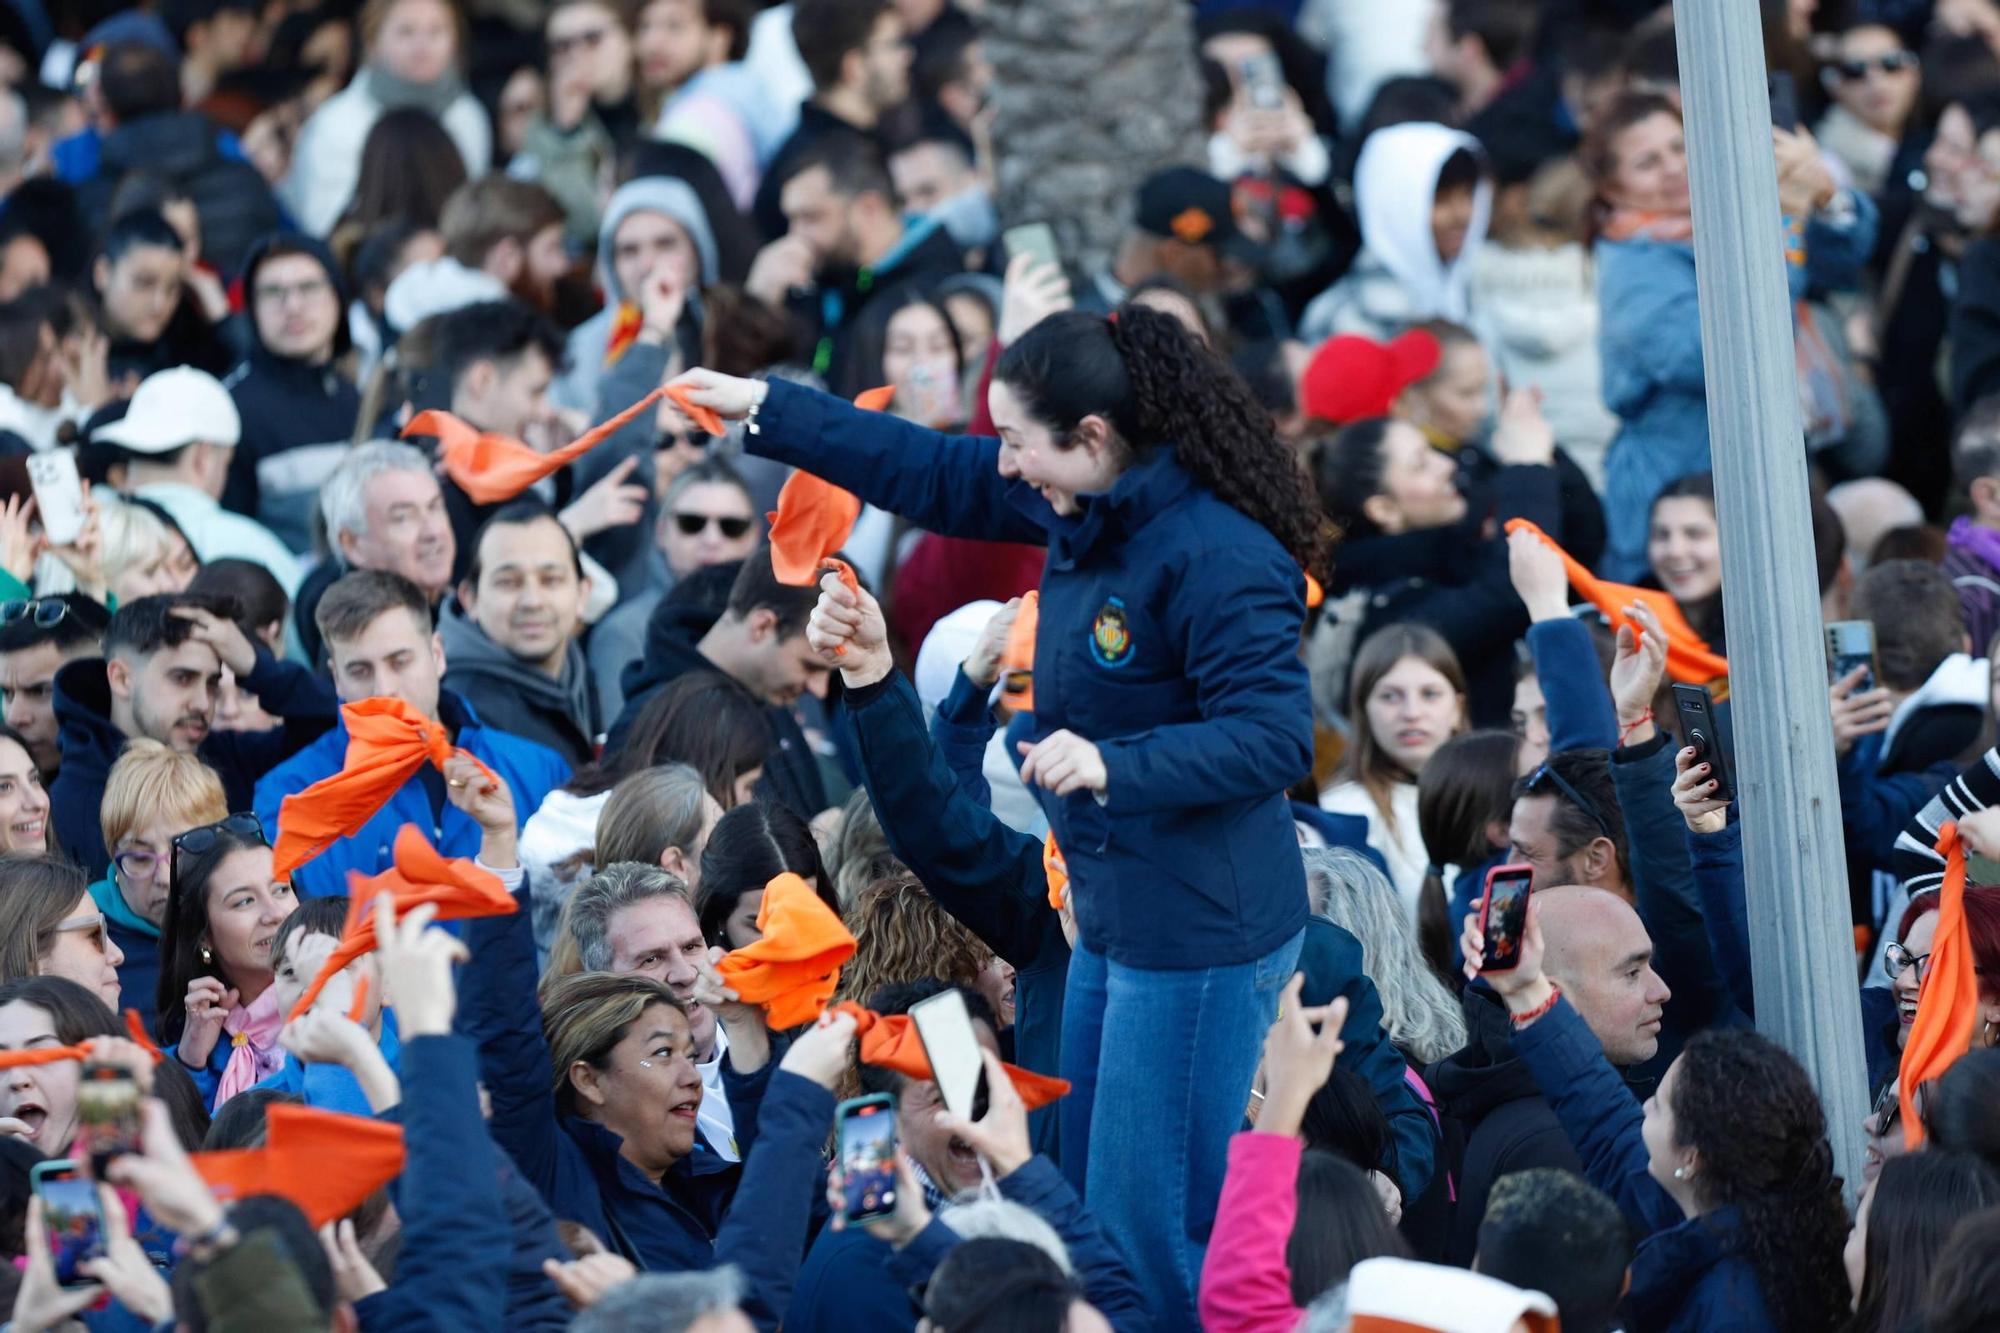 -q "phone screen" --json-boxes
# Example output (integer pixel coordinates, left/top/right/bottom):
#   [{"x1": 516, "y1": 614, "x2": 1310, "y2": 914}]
[
  {"x1": 75, "y1": 1062, "x2": 142, "y2": 1179},
  {"x1": 836, "y1": 1098, "x2": 899, "y2": 1223},
  {"x1": 34, "y1": 1166, "x2": 105, "y2": 1288},
  {"x1": 910, "y1": 989, "x2": 989, "y2": 1124},
  {"x1": 1481, "y1": 868, "x2": 1534, "y2": 972}
]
